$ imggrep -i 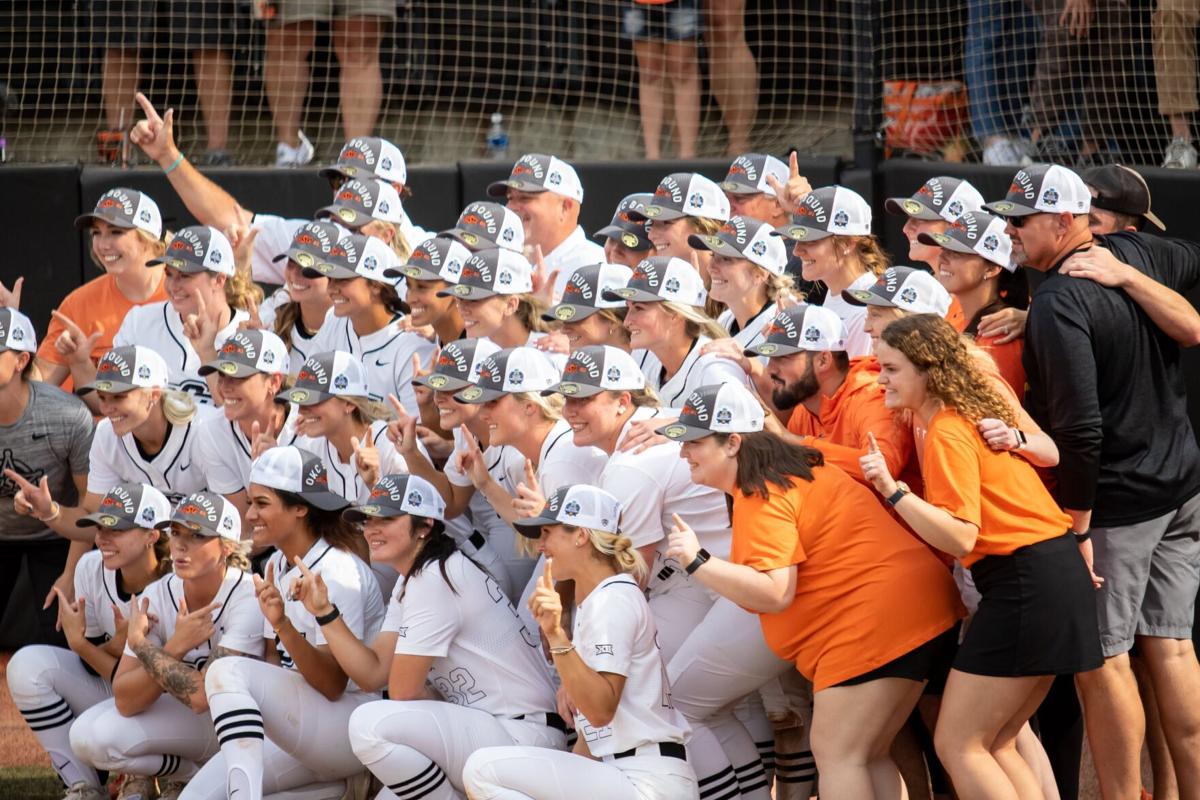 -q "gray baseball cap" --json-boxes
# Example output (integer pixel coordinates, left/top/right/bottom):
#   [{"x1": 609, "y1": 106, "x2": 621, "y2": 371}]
[
  {"x1": 77, "y1": 483, "x2": 173, "y2": 531},
  {"x1": 343, "y1": 473, "x2": 446, "y2": 522}
]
